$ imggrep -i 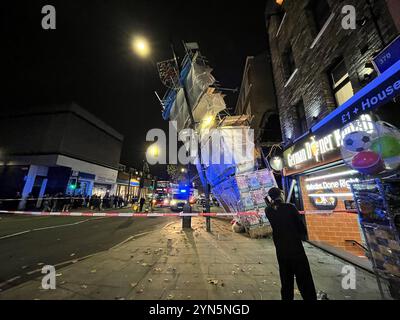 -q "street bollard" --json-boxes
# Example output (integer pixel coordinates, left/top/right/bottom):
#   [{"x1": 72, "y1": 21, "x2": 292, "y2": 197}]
[
  {"x1": 206, "y1": 216, "x2": 211, "y2": 232},
  {"x1": 182, "y1": 203, "x2": 192, "y2": 229},
  {"x1": 182, "y1": 216, "x2": 192, "y2": 229}
]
